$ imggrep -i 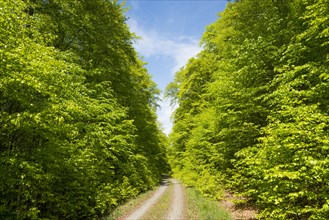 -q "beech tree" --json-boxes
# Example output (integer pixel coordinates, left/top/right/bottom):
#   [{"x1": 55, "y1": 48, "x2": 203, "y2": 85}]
[
  {"x1": 0, "y1": 0, "x2": 168, "y2": 218},
  {"x1": 167, "y1": 0, "x2": 329, "y2": 218}
]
